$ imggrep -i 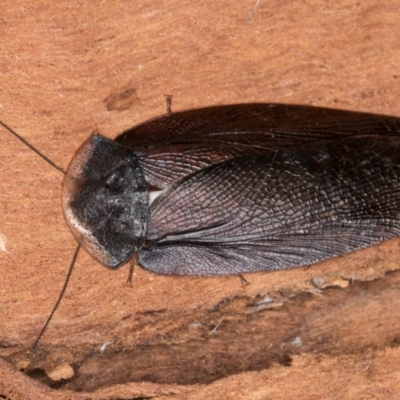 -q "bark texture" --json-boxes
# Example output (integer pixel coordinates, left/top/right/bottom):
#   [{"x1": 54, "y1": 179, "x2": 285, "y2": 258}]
[{"x1": 1, "y1": 1, "x2": 400, "y2": 398}]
